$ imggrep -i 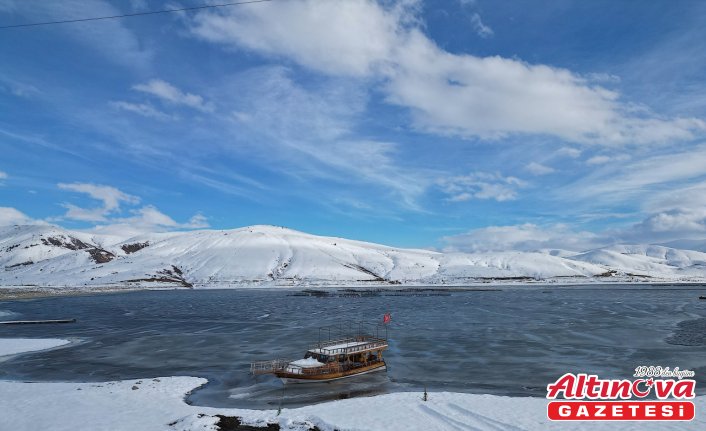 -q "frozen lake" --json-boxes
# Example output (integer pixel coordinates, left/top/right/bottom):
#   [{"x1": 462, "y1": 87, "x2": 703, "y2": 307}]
[{"x1": 1, "y1": 285, "x2": 705, "y2": 409}]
